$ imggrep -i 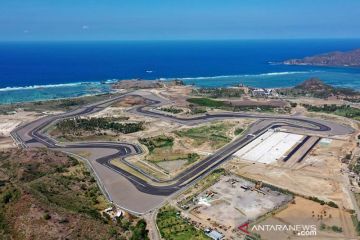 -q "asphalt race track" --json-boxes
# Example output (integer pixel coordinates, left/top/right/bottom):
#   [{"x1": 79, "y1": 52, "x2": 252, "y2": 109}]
[{"x1": 10, "y1": 90, "x2": 354, "y2": 213}]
